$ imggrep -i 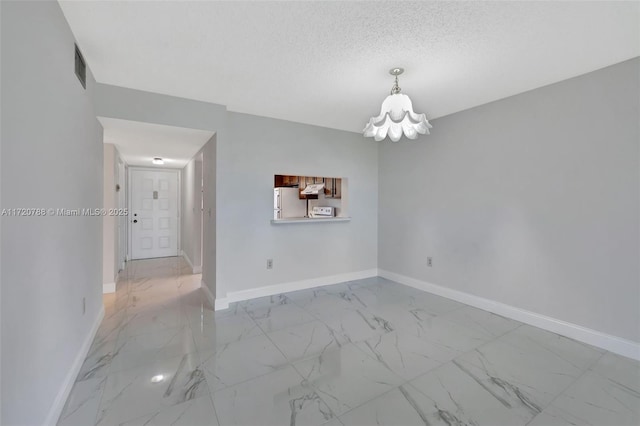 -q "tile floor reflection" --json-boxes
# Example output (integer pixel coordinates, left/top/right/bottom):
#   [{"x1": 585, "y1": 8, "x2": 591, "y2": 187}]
[{"x1": 58, "y1": 257, "x2": 640, "y2": 426}]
